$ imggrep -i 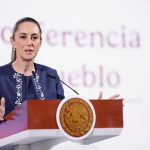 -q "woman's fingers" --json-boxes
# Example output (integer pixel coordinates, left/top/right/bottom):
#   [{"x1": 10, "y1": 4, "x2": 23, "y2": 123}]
[
  {"x1": 0, "y1": 97, "x2": 5, "y2": 121},
  {"x1": 108, "y1": 94, "x2": 120, "y2": 99},
  {"x1": 98, "y1": 91, "x2": 121, "y2": 100},
  {"x1": 1, "y1": 97, "x2": 5, "y2": 107},
  {"x1": 98, "y1": 91, "x2": 103, "y2": 99}
]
